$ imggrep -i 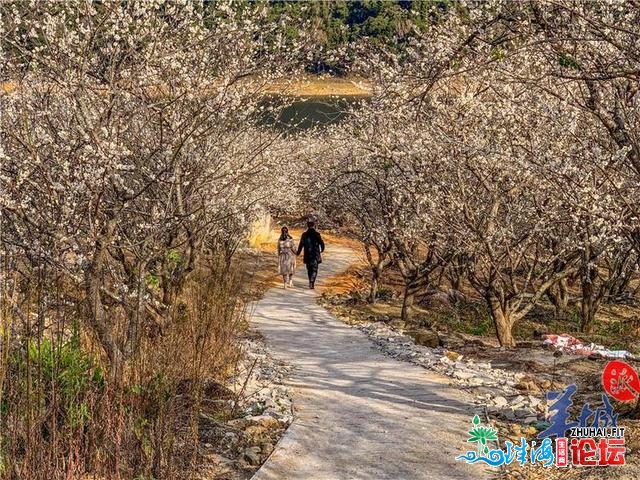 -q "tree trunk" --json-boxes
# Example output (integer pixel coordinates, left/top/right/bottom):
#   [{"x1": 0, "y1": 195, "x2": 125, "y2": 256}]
[
  {"x1": 493, "y1": 312, "x2": 516, "y2": 347},
  {"x1": 364, "y1": 243, "x2": 391, "y2": 305},
  {"x1": 369, "y1": 268, "x2": 379, "y2": 304},
  {"x1": 580, "y1": 282, "x2": 599, "y2": 334},
  {"x1": 401, "y1": 287, "x2": 416, "y2": 322},
  {"x1": 580, "y1": 261, "x2": 599, "y2": 333},
  {"x1": 492, "y1": 308, "x2": 516, "y2": 347},
  {"x1": 547, "y1": 278, "x2": 569, "y2": 319},
  {"x1": 487, "y1": 292, "x2": 516, "y2": 347},
  {"x1": 84, "y1": 219, "x2": 124, "y2": 382}
]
